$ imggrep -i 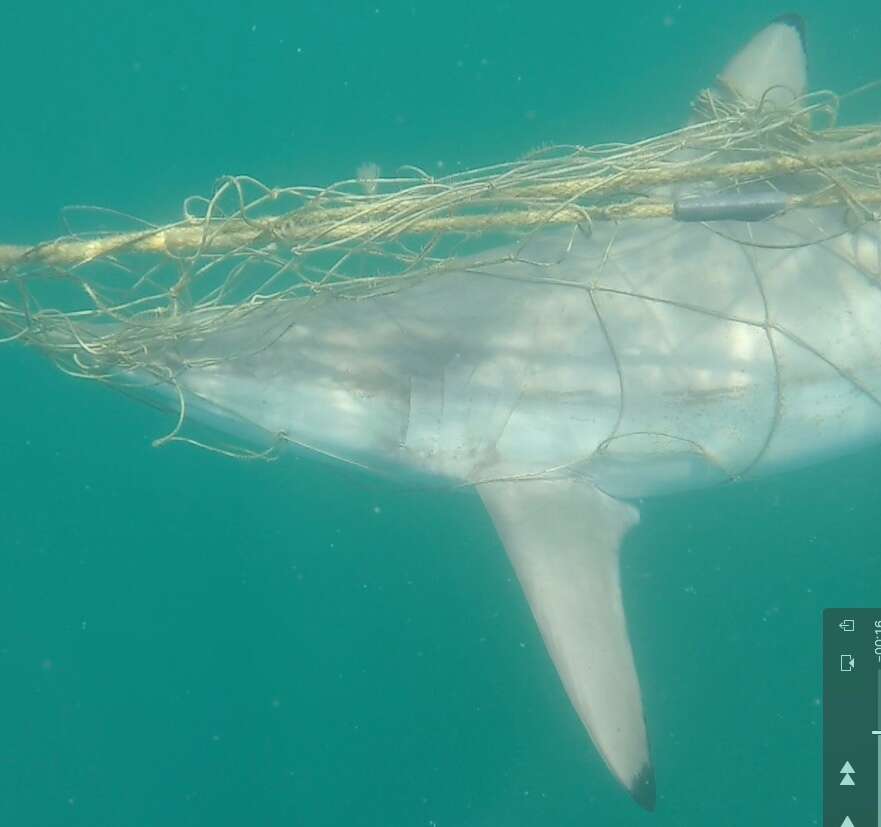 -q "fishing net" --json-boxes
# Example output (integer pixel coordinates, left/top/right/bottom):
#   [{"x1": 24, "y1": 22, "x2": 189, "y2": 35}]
[{"x1": 1, "y1": 86, "x2": 879, "y2": 455}]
